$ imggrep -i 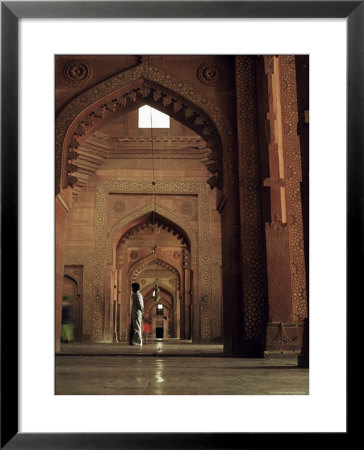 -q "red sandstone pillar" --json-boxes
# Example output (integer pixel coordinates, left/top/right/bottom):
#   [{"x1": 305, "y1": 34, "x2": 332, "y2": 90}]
[
  {"x1": 261, "y1": 56, "x2": 308, "y2": 352},
  {"x1": 183, "y1": 268, "x2": 192, "y2": 340},
  {"x1": 220, "y1": 188, "x2": 244, "y2": 355},
  {"x1": 104, "y1": 265, "x2": 116, "y2": 342},
  {"x1": 55, "y1": 189, "x2": 71, "y2": 353}
]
